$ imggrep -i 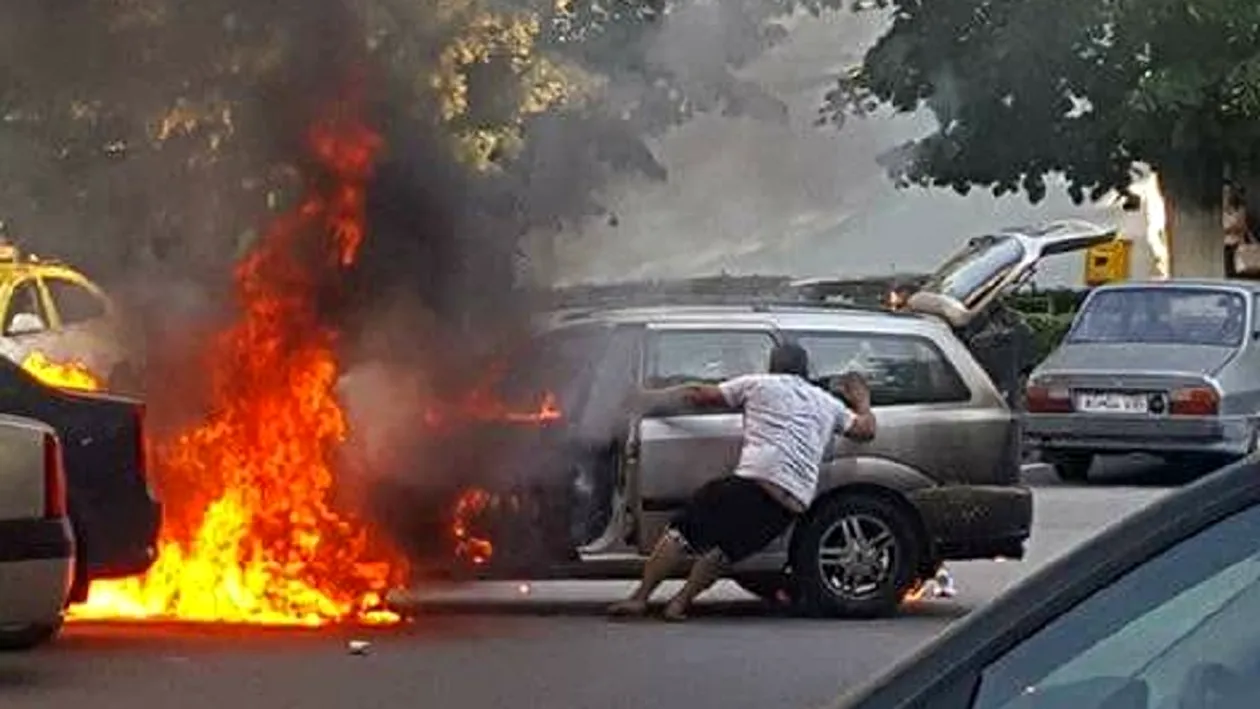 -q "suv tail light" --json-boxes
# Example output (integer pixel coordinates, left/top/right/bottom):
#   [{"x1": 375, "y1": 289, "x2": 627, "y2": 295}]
[
  {"x1": 1170, "y1": 386, "x2": 1219, "y2": 416},
  {"x1": 1026, "y1": 384, "x2": 1072, "y2": 413},
  {"x1": 43, "y1": 432, "x2": 67, "y2": 519}
]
